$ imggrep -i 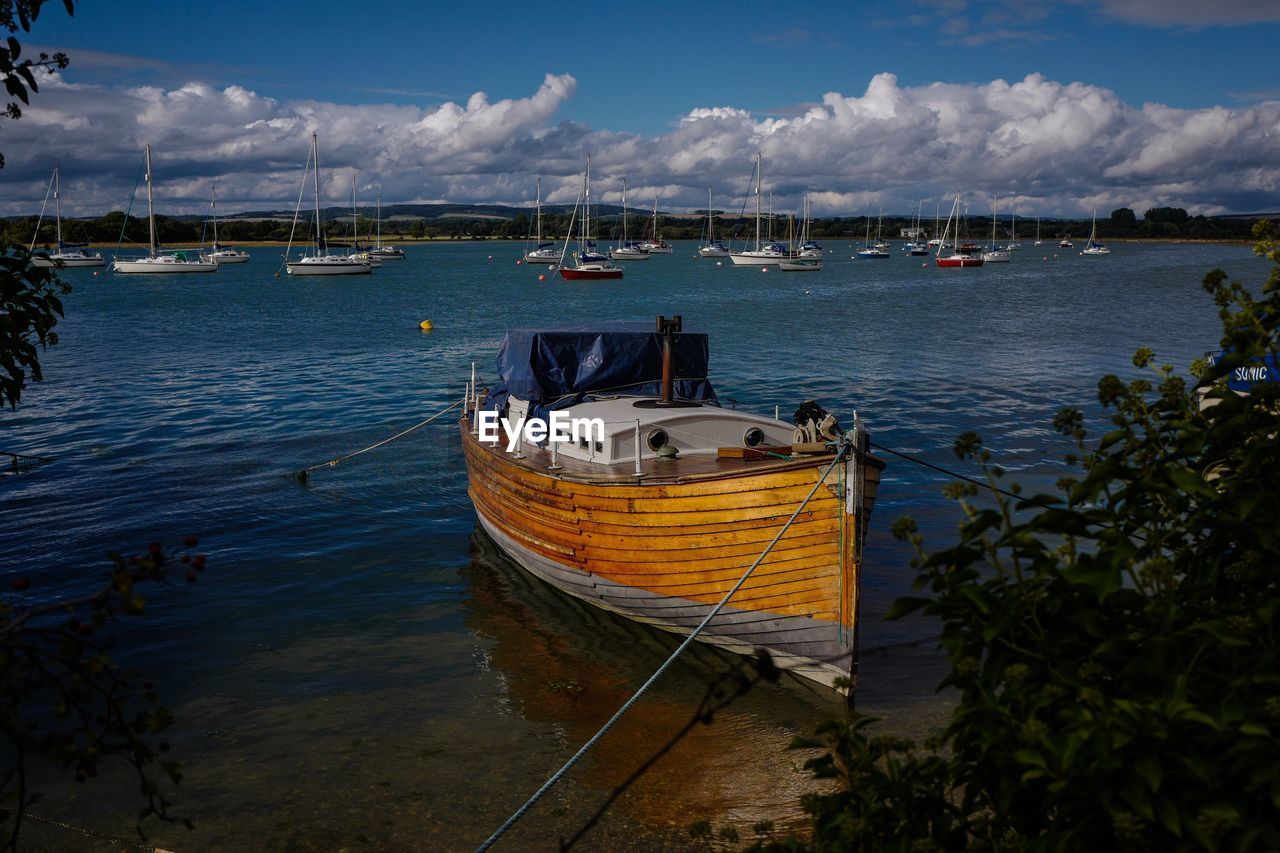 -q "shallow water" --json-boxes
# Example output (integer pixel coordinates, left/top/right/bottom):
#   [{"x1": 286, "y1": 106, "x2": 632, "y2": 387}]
[{"x1": 2, "y1": 240, "x2": 1266, "y2": 849}]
